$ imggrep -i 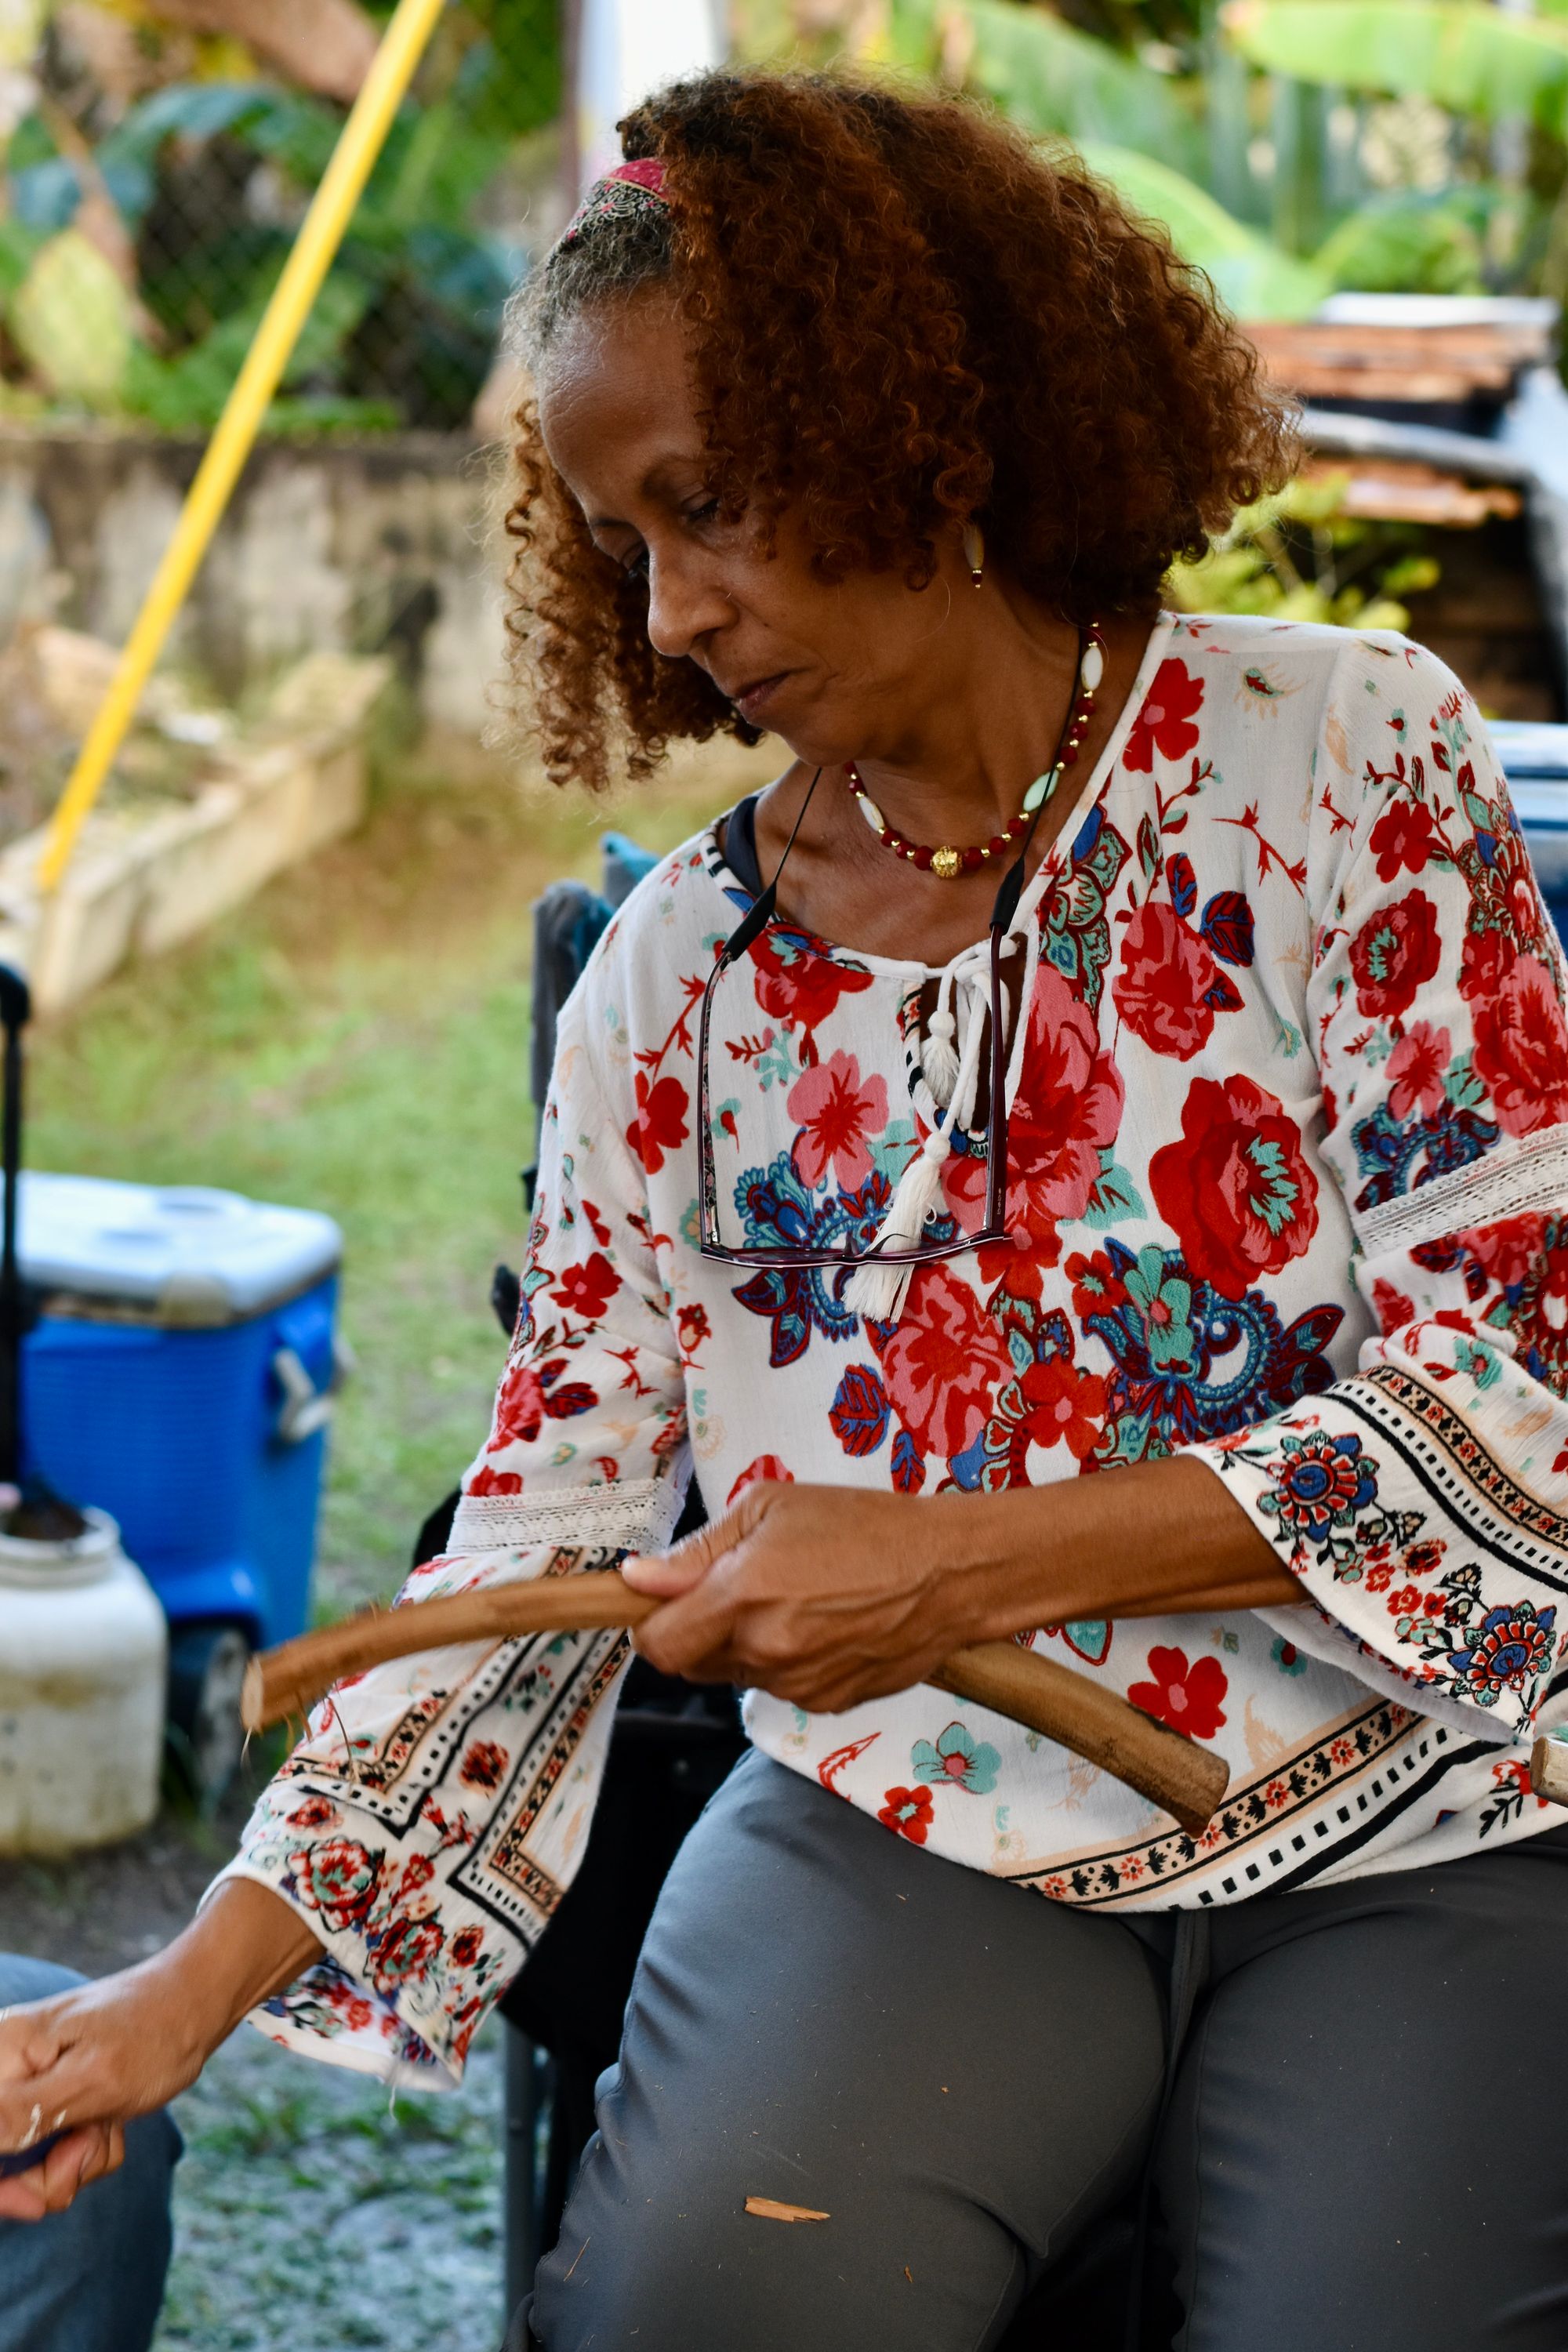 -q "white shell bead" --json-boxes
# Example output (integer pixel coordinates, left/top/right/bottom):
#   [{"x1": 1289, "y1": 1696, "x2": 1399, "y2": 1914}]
[
  {"x1": 856, "y1": 794, "x2": 884, "y2": 833},
  {"x1": 1022, "y1": 768, "x2": 1057, "y2": 813},
  {"x1": 1080, "y1": 641, "x2": 1105, "y2": 691}
]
